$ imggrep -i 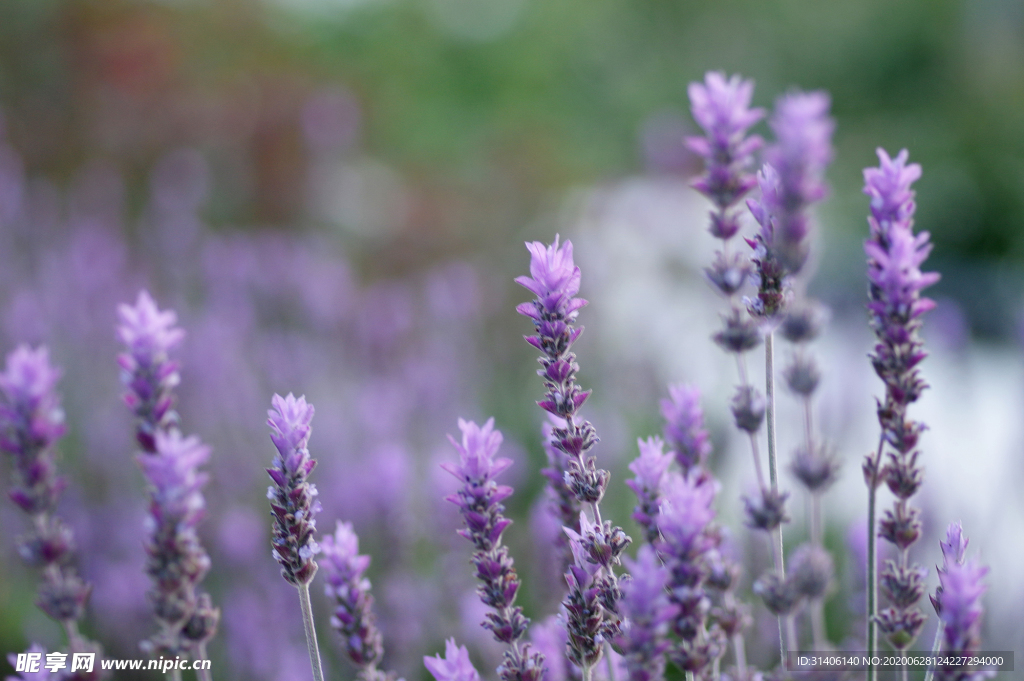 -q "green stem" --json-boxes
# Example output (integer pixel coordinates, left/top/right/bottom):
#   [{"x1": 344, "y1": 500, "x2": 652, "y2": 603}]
[
  {"x1": 766, "y1": 332, "x2": 787, "y2": 666},
  {"x1": 196, "y1": 642, "x2": 212, "y2": 681},
  {"x1": 867, "y1": 433, "x2": 885, "y2": 681},
  {"x1": 297, "y1": 583, "x2": 325, "y2": 681},
  {"x1": 923, "y1": 622, "x2": 943, "y2": 681}
]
